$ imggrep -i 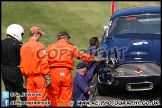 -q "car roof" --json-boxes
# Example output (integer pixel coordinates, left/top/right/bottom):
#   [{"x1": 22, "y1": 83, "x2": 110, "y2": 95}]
[{"x1": 110, "y1": 5, "x2": 161, "y2": 20}]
